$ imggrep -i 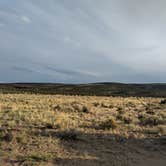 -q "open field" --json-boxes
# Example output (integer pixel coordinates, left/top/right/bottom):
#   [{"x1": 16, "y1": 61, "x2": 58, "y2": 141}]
[{"x1": 0, "y1": 94, "x2": 166, "y2": 165}]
